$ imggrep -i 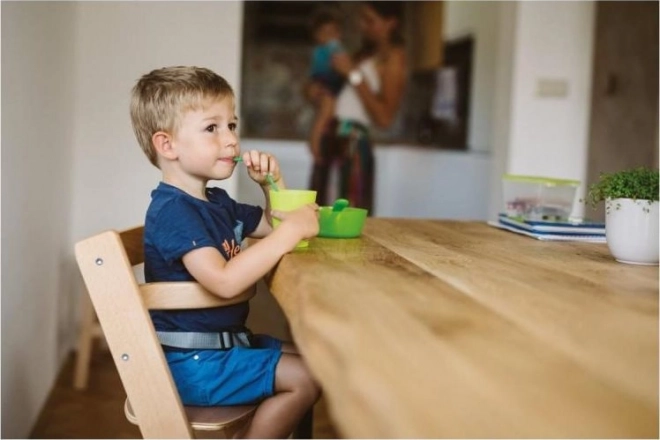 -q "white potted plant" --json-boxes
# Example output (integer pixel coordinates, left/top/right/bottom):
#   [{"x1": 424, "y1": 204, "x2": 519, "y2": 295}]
[{"x1": 586, "y1": 167, "x2": 659, "y2": 265}]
